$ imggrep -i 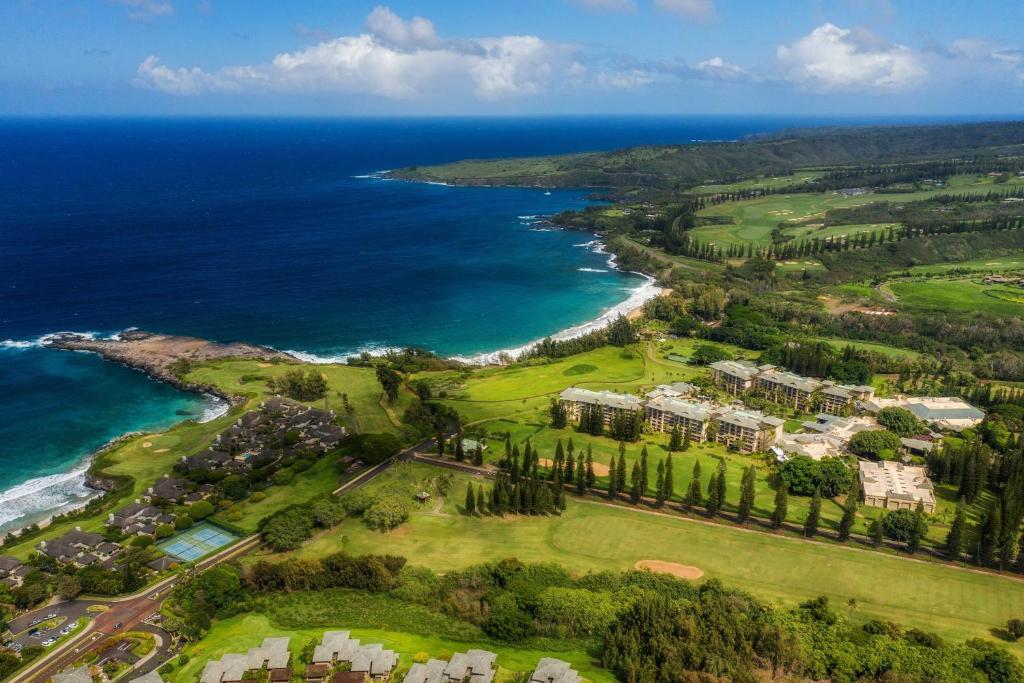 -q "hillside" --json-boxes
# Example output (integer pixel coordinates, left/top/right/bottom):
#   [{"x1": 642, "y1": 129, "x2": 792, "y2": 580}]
[{"x1": 389, "y1": 120, "x2": 1024, "y2": 191}]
